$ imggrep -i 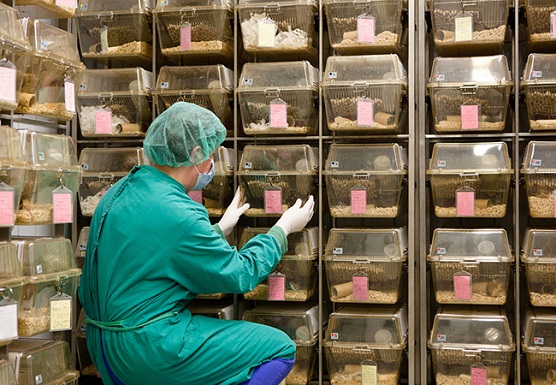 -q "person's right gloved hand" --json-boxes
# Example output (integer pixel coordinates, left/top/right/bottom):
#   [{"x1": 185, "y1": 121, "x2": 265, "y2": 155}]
[{"x1": 274, "y1": 195, "x2": 315, "y2": 236}]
